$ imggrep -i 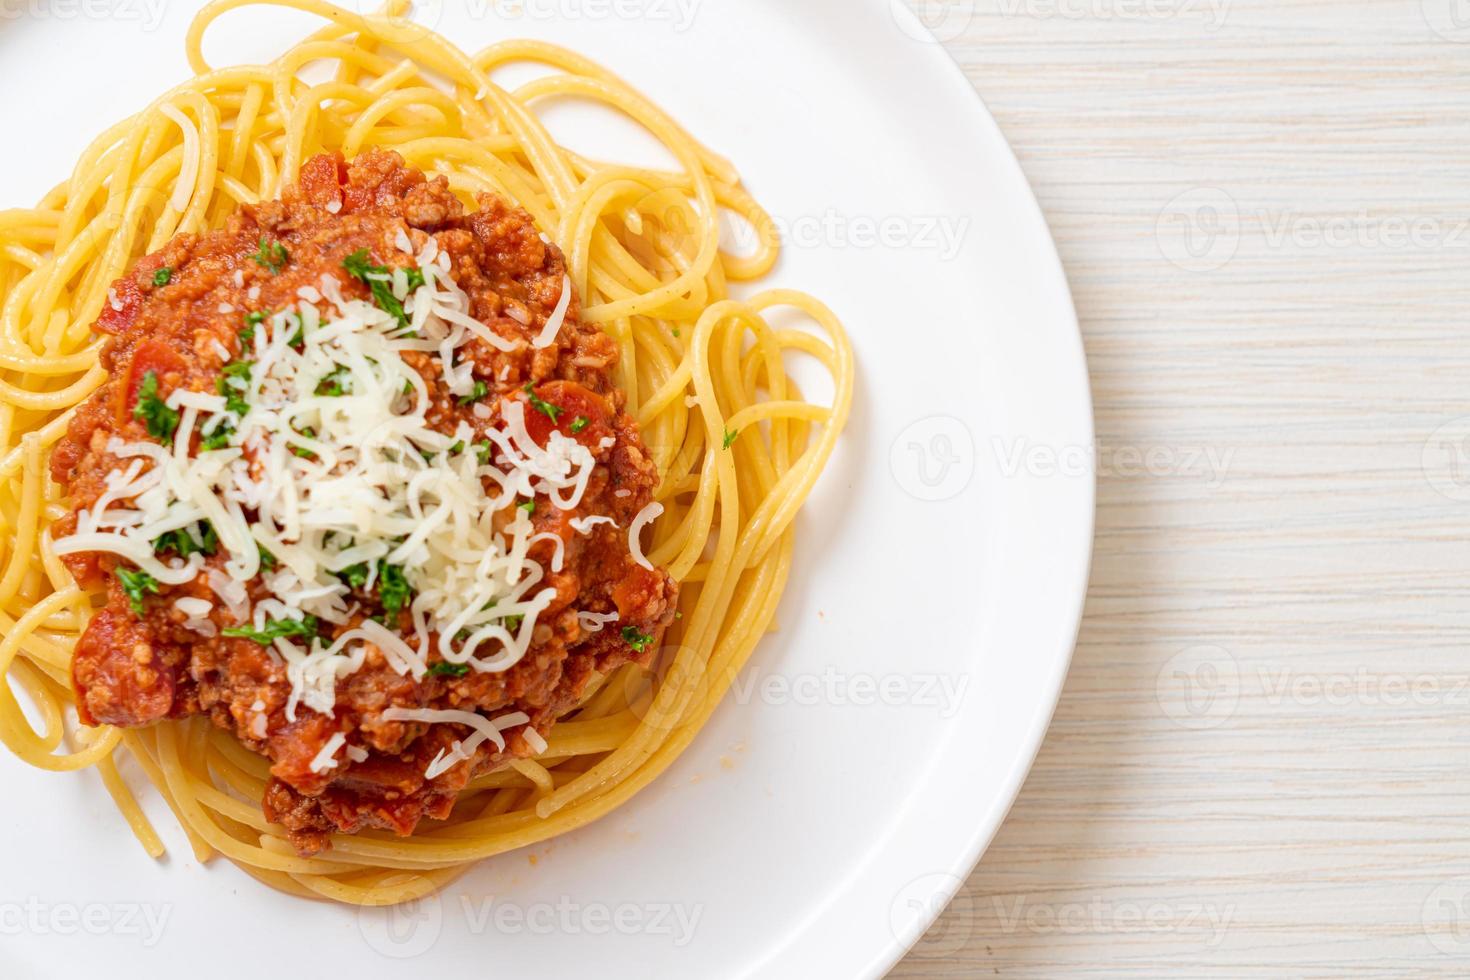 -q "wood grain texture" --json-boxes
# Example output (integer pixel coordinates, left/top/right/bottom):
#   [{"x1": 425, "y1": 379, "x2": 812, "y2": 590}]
[{"x1": 892, "y1": 1, "x2": 1470, "y2": 976}]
